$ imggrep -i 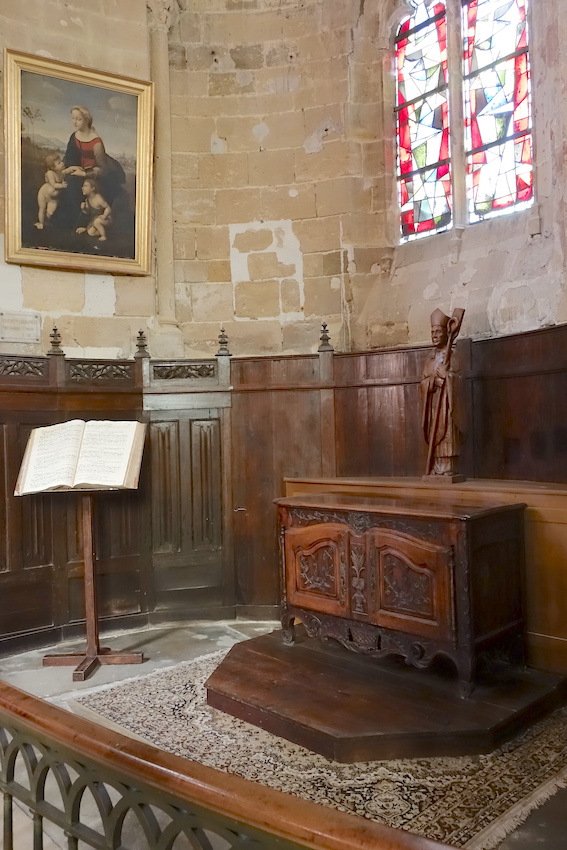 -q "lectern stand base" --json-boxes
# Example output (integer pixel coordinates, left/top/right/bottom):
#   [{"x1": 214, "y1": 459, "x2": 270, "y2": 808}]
[{"x1": 43, "y1": 647, "x2": 144, "y2": 682}]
